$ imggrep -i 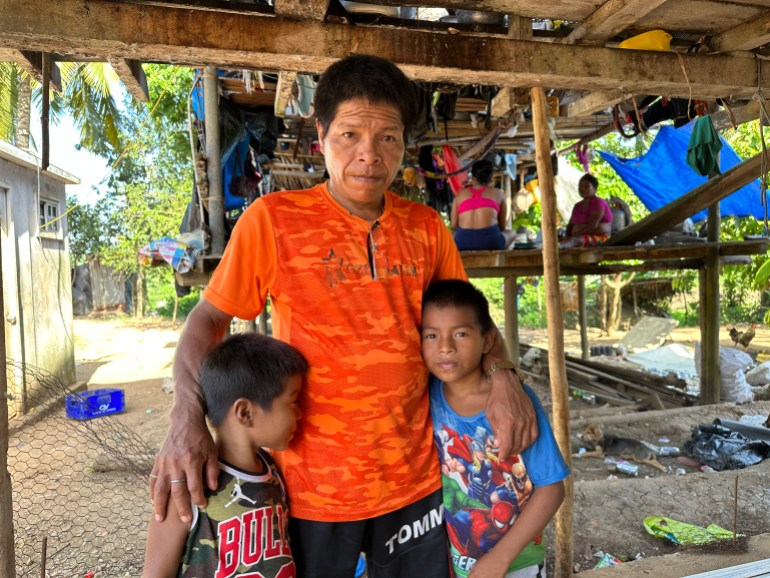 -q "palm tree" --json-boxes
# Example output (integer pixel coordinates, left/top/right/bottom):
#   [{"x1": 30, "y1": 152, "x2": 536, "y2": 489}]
[{"x1": 0, "y1": 60, "x2": 123, "y2": 153}]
